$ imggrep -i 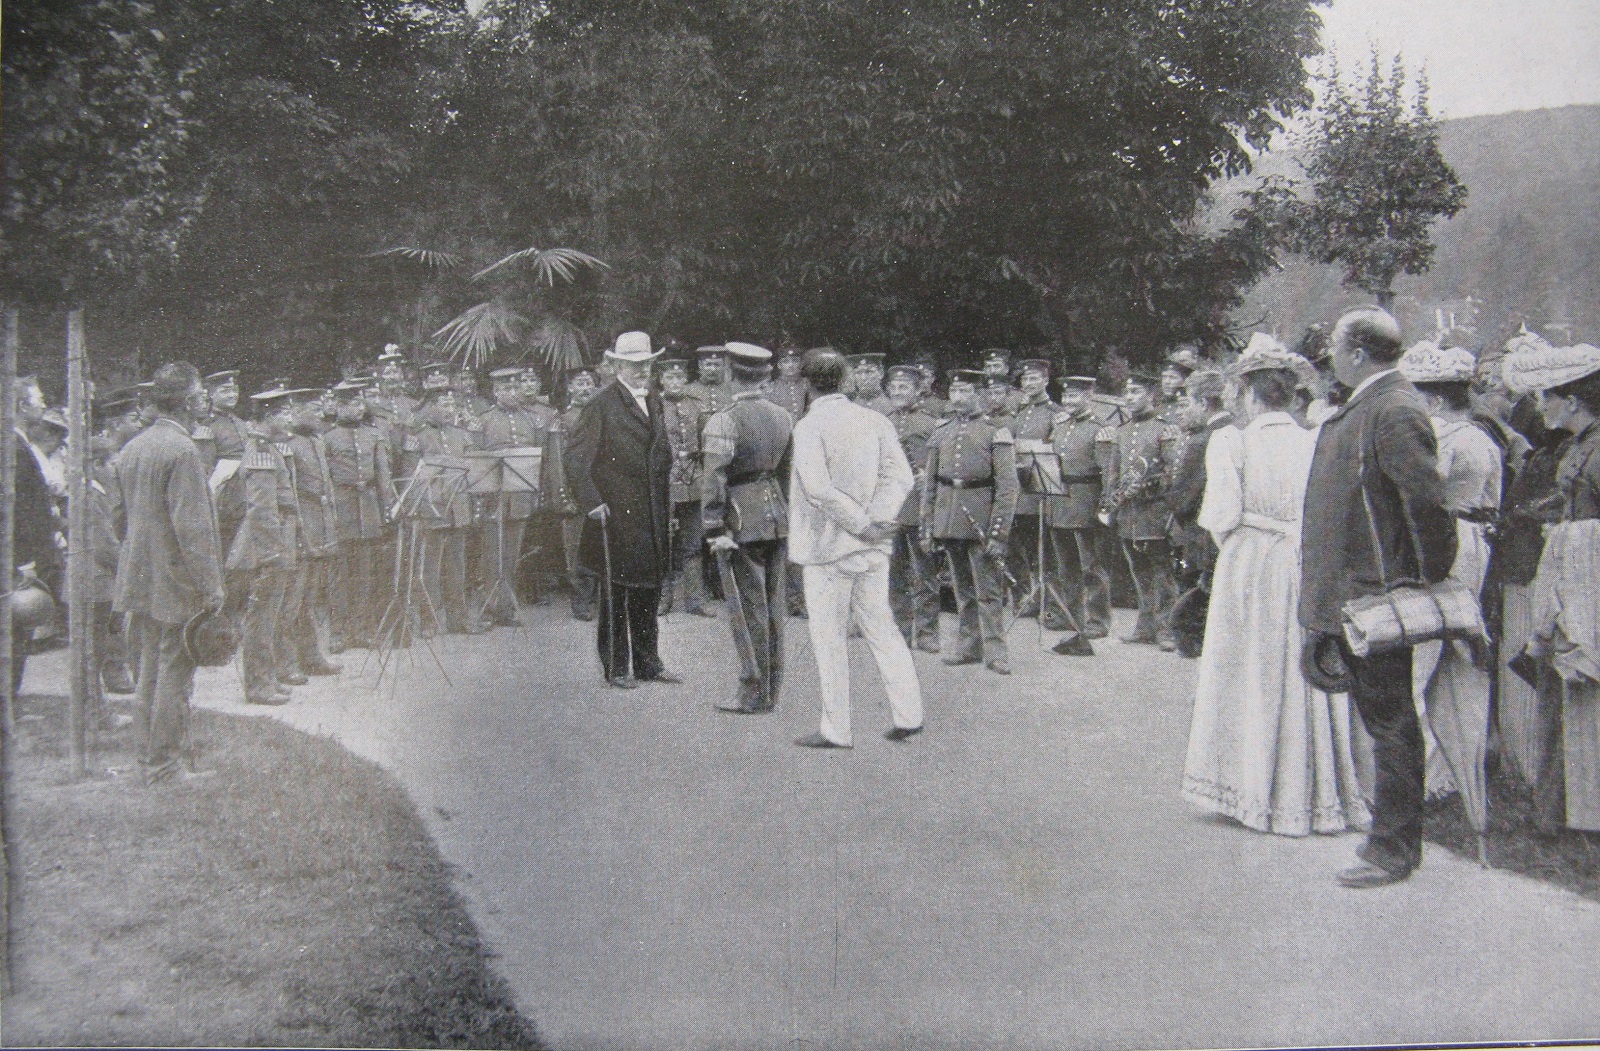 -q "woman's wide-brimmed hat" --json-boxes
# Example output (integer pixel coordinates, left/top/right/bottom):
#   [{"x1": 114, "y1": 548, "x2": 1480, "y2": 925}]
[
  {"x1": 604, "y1": 331, "x2": 662, "y2": 363},
  {"x1": 1301, "y1": 631, "x2": 1354, "y2": 694},
  {"x1": 1501, "y1": 342, "x2": 1600, "y2": 395},
  {"x1": 1399, "y1": 341, "x2": 1477, "y2": 385}
]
